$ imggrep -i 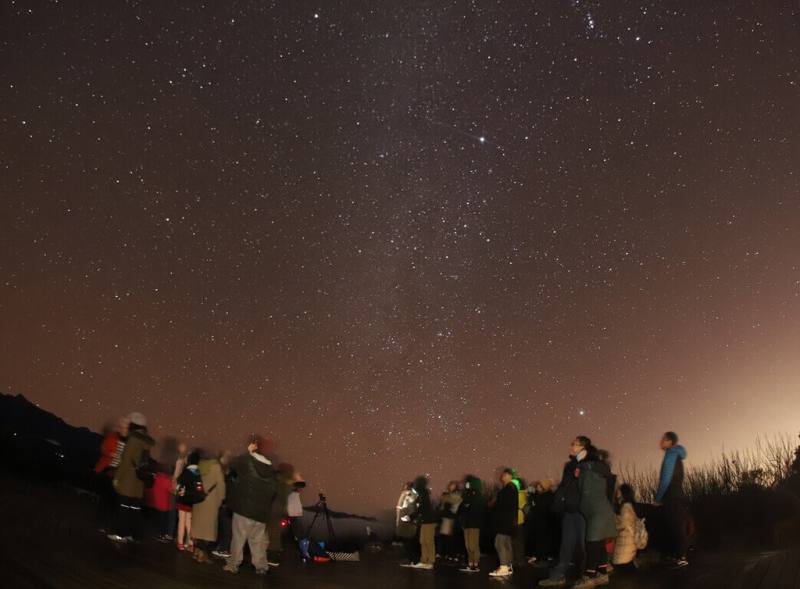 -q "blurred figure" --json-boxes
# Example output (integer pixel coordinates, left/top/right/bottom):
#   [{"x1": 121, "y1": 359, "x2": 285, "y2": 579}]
[
  {"x1": 223, "y1": 437, "x2": 278, "y2": 575},
  {"x1": 396, "y1": 482, "x2": 420, "y2": 567},
  {"x1": 145, "y1": 468, "x2": 173, "y2": 541},
  {"x1": 212, "y1": 450, "x2": 234, "y2": 559},
  {"x1": 572, "y1": 447, "x2": 616, "y2": 589},
  {"x1": 489, "y1": 467, "x2": 518, "y2": 577},
  {"x1": 438, "y1": 480, "x2": 463, "y2": 563},
  {"x1": 94, "y1": 416, "x2": 129, "y2": 531},
  {"x1": 512, "y1": 475, "x2": 527, "y2": 567},
  {"x1": 109, "y1": 412, "x2": 154, "y2": 543},
  {"x1": 175, "y1": 450, "x2": 202, "y2": 551},
  {"x1": 612, "y1": 484, "x2": 639, "y2": 567},
  {"x1": 191, "y1": 452, "x2": 226, "y2": 562},
  {"x1": 403, "y1": 475, "x2": 437, "y2": 570},
  {"x1": 167, "y1": 441, "x2": 189, "y2": 541},
  {"x1": 527, "y1": 479, "x2": 557, "y2": 566},
  {"x1": 656, "y1": 431, "x2": 689, "y2": 567},
  {"x1": 458, "y1": 475, "x2": 485, "y2": 573},
  {"x1": 266, "y1": 462, "x2": 296, "y2": 567},
  {"x1": 539, "y1": 436, "x2": 591, "y2": 587}
]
